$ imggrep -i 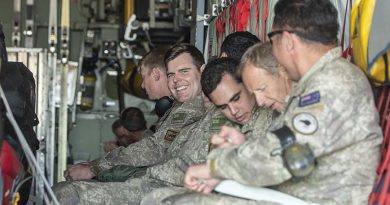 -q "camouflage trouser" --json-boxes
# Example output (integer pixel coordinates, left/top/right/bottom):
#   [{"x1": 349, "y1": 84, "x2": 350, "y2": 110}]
[
  {"x1": 141, "y1": 186, "x2": 280, "y2": 205},
  {"x1": 53, "y1": 177, "x2": 167, "y2": 205}
]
